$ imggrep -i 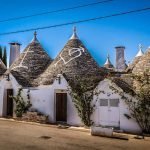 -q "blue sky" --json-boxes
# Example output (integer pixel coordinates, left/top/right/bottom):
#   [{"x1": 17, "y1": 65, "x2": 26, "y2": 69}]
[{"x1": 0, "y1": 0, "x2": 150, "y2": 67}]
